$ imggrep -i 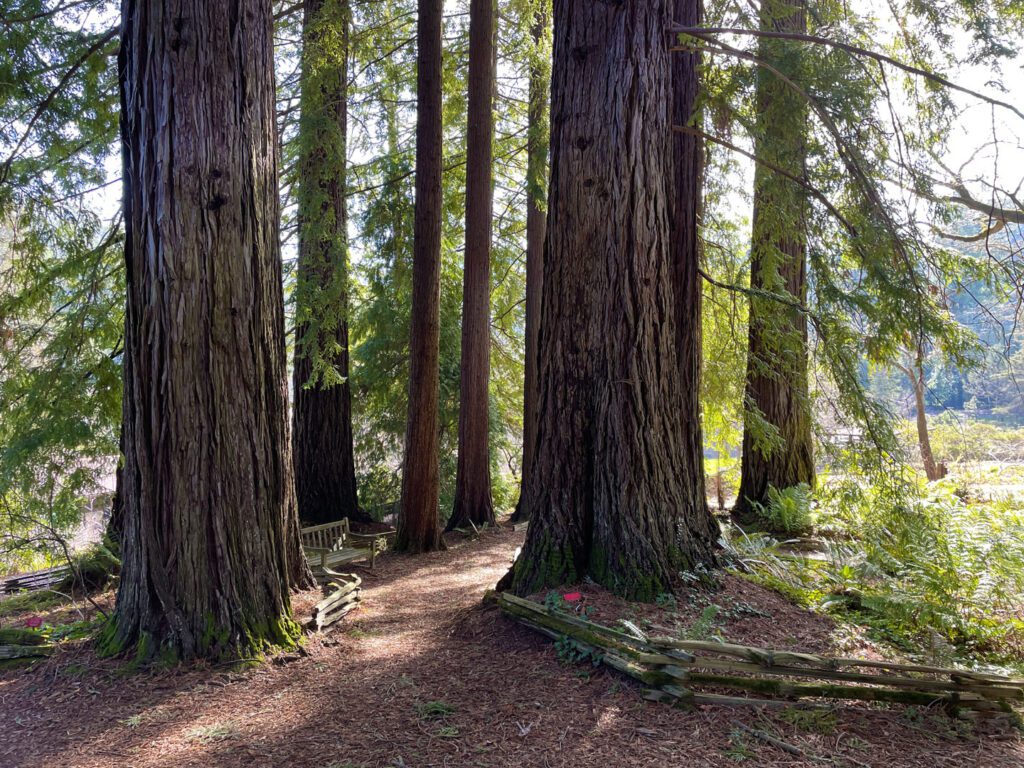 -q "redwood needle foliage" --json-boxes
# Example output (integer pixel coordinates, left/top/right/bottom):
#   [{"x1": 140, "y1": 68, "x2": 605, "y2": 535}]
[{"x1": 1, "y1": 0, "x2": 1023, "y2": 666}]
